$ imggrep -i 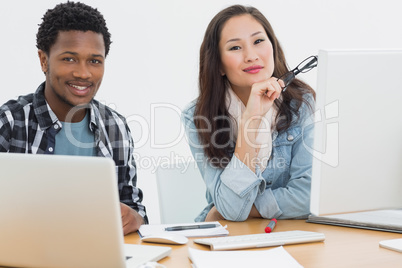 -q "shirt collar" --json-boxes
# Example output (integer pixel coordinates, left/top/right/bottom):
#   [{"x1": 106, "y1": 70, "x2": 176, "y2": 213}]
[
  {"x1": 32, "y1": 82, "x2": 98, "y2": 131},
  {"x1": 32, "y1": 82, "x2": 59, "y2": 130},
  {"x1": 88, "y1": 103, "x2": 99, "y2": 132}
]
